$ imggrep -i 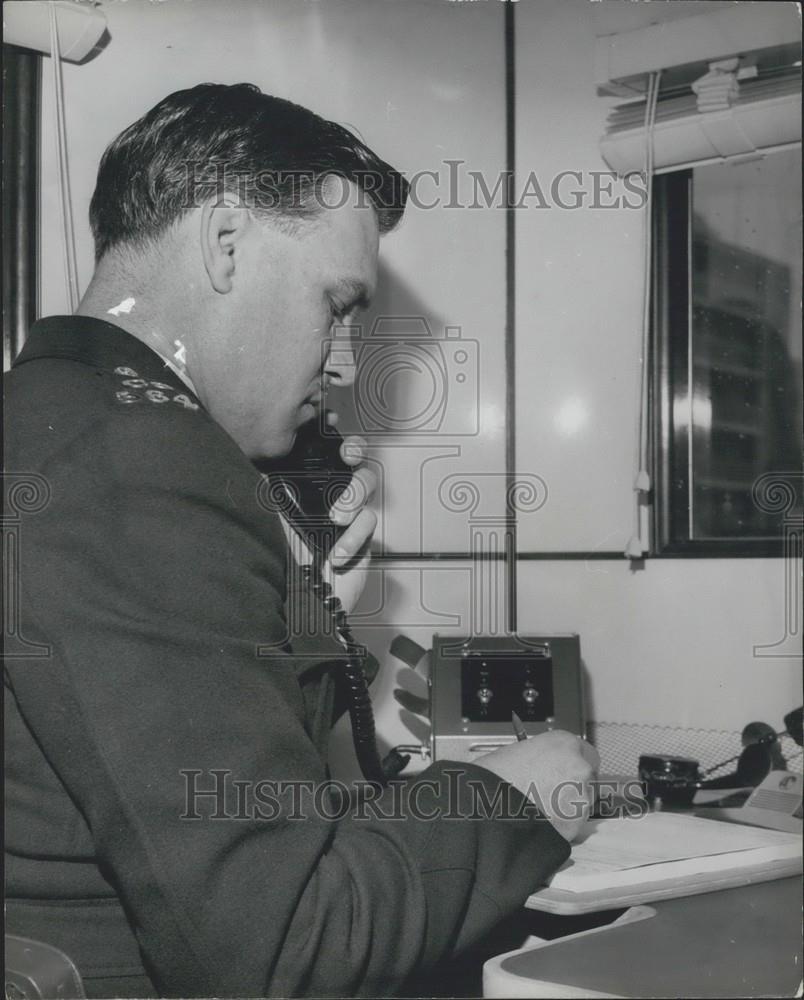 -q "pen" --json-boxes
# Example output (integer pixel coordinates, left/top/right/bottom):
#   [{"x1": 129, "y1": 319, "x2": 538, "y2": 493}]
[{"x1": 511, "y1": 711, "x2": 529, "y2": 742}]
